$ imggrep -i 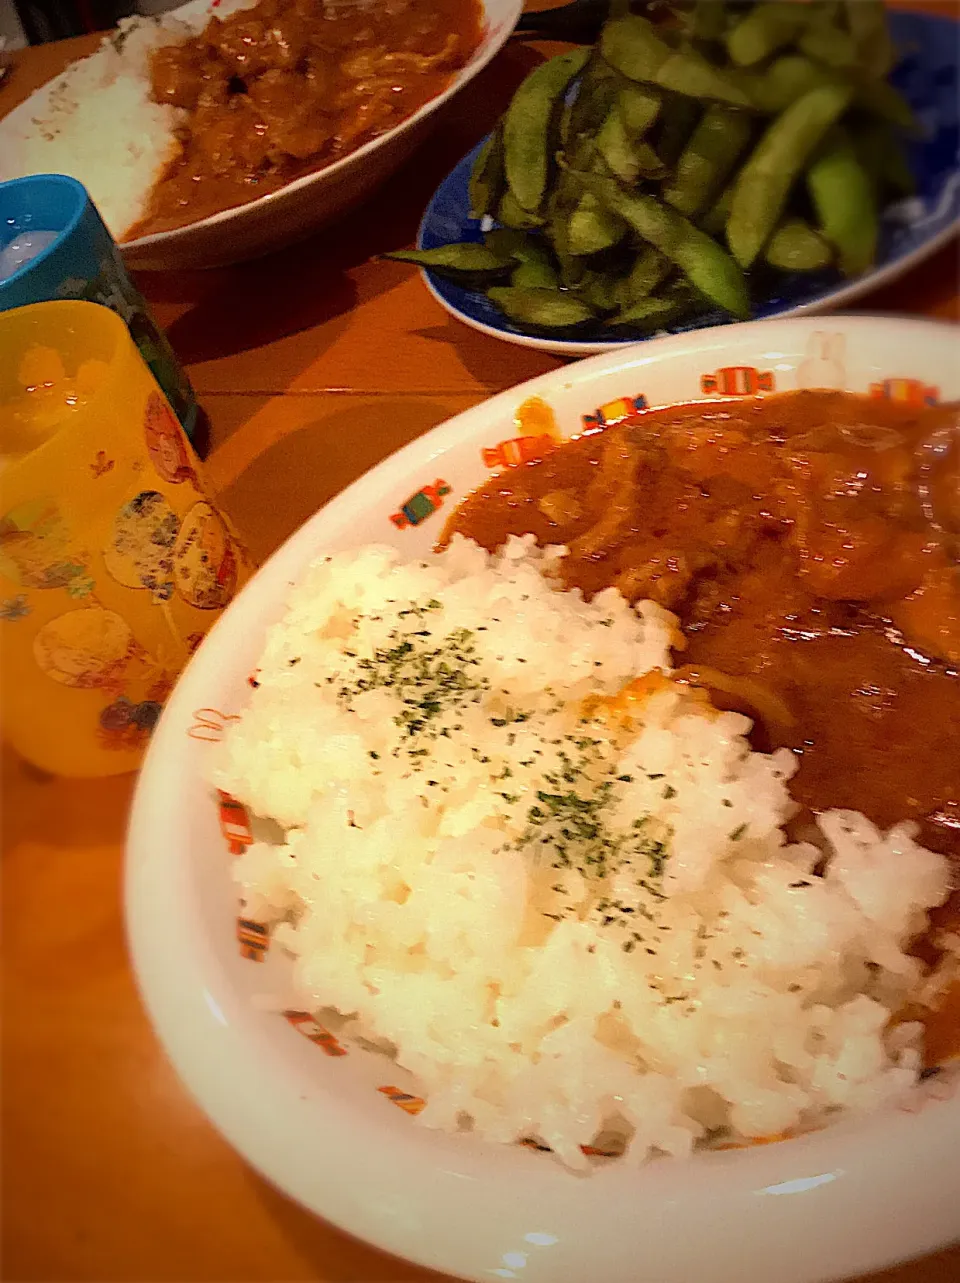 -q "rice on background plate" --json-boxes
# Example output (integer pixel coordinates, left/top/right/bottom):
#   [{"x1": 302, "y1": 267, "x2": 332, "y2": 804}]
[
  {"x1": 0, "y1": 15, "x2": 194, "y2": 238},
  {"x1": 212, "y1": 536, "x2": 952, "y2": 1169}
]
